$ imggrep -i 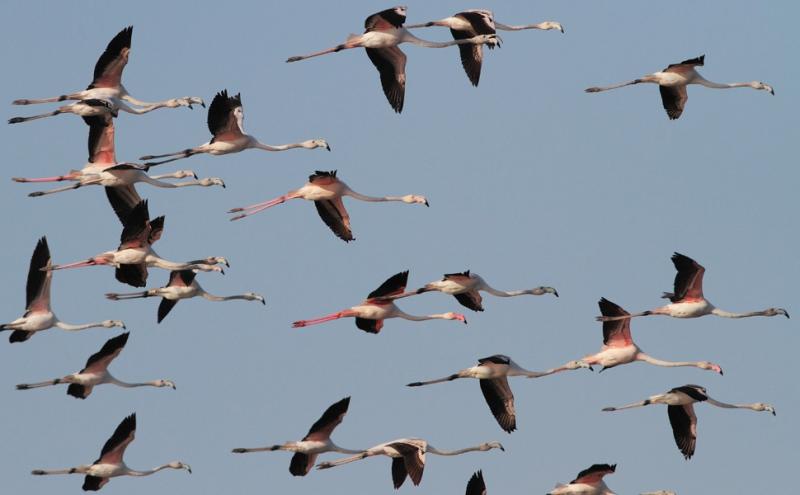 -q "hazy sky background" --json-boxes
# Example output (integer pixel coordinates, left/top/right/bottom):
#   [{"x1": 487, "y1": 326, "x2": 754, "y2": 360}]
[{"x1": 1, "y1": 1, "x2": 796, "y2": 494}]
